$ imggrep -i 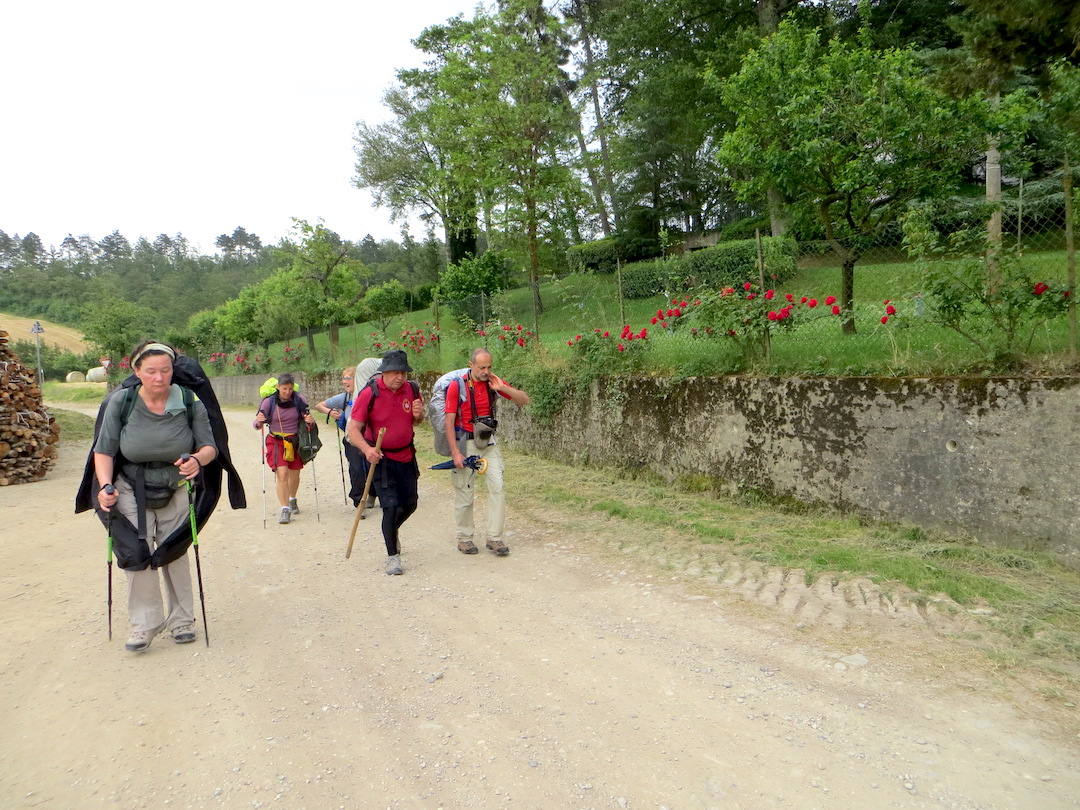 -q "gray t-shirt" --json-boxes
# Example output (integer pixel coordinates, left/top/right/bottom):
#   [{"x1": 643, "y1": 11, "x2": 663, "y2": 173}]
[{"x1": 94, "y1": 384, "x2": 217, "y2": 488}]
